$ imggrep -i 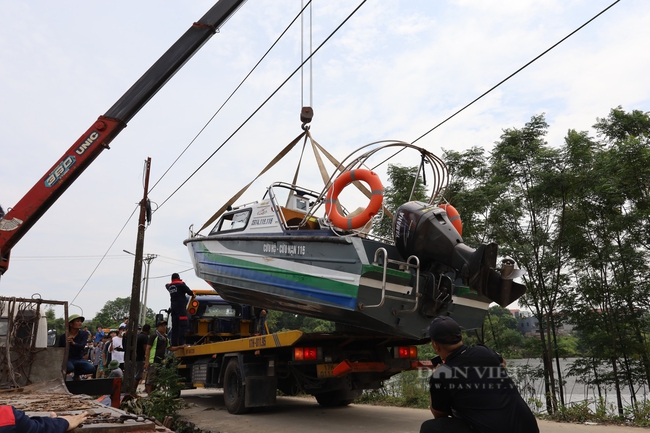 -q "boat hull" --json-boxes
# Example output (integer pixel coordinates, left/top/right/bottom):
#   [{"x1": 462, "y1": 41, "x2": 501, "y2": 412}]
[{"x1": 185, "y1": 233, "x2": 492, "y2": 339}]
